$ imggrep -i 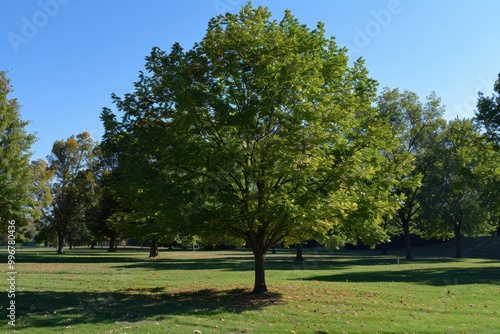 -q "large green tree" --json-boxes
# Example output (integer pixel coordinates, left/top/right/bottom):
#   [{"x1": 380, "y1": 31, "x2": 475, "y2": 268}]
[
  {"x1": 41, "y1": 132, "x2": 98, "y2": 253},
  {"x1": 377, "y1": 88, "x2": 446, "y2": 259},
  {"x1": 418, "y1": 119, "x2": 498, "y2": 258},
  {"x1": 0, "y1": 71, "x2": 39, "y2": 230},
  {"x1": 103, "y1": 4, "x2": 412, "y2": 293}
]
